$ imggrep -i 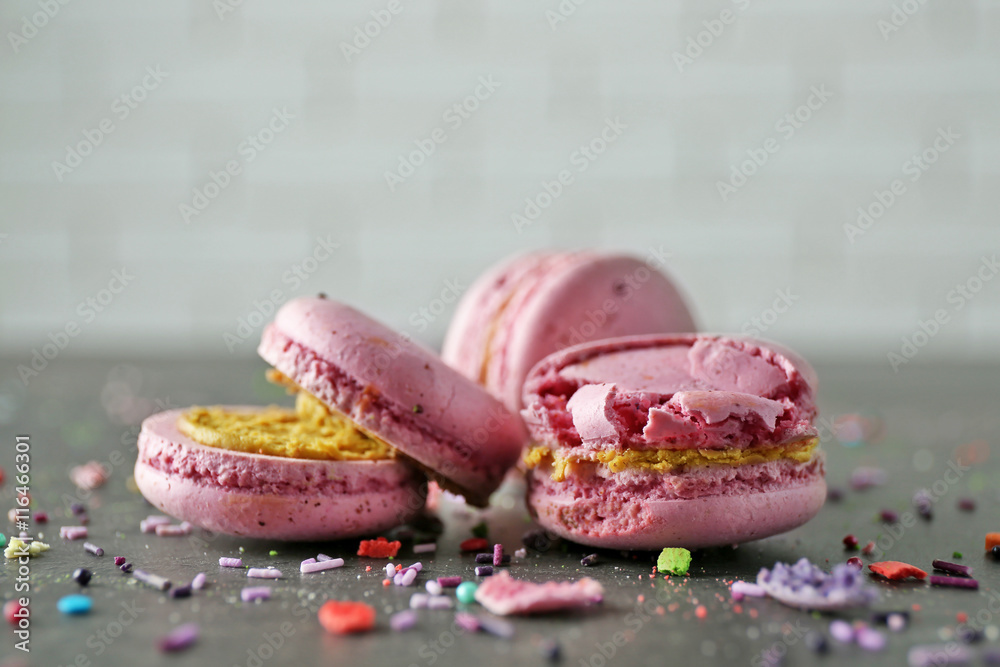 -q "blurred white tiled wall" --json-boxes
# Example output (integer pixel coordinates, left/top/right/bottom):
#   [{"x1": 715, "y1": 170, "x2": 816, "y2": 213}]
[{"x1": 1, "y1": 0, "x2": 998, "y2": 366}]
